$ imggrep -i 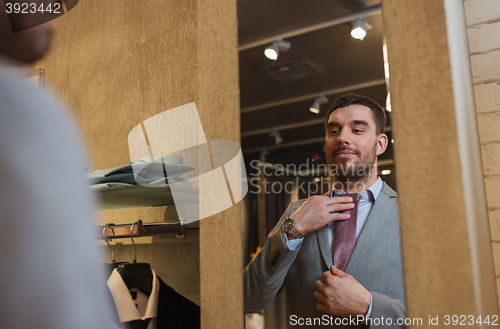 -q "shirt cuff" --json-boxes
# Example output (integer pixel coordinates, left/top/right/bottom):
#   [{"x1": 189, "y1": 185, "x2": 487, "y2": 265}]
[
  {"x1": 283, "y1": 232, "x2": 303, "y2": 250},
  {"x1": 366, "y1": 293, "x2": 373, "y2": 318}
]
